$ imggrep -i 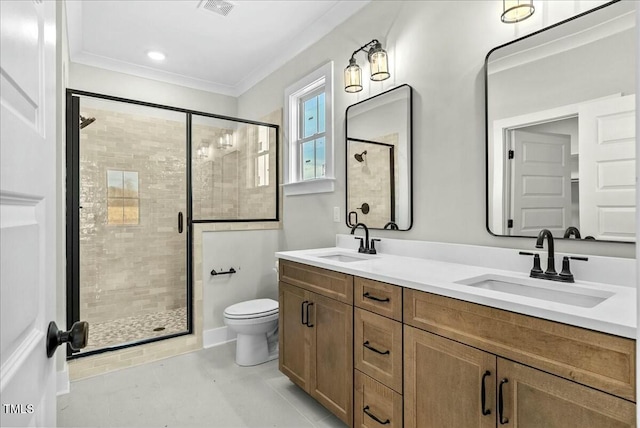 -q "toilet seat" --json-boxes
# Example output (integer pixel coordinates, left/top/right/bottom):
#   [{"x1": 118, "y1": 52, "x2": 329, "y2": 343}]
[{"x1": 224, "y1": 298, "x2": 278, "y2": 320}]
